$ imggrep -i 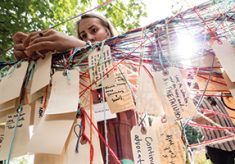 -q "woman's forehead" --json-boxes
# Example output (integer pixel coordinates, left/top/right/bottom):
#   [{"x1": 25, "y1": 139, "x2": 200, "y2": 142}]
[{"x1": 79, "y1": 18, "x2": 103, "y2": 32}]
